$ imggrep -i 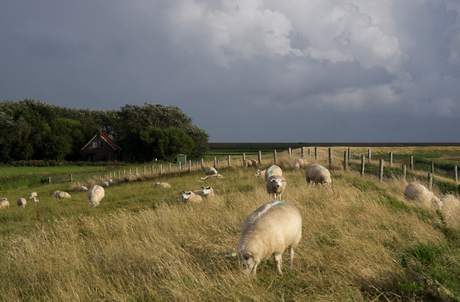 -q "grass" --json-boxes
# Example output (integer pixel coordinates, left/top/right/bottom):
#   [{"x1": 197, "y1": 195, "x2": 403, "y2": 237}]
[{"x1": 1, "y1": 148, "x2": 460, "y2": 301}]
